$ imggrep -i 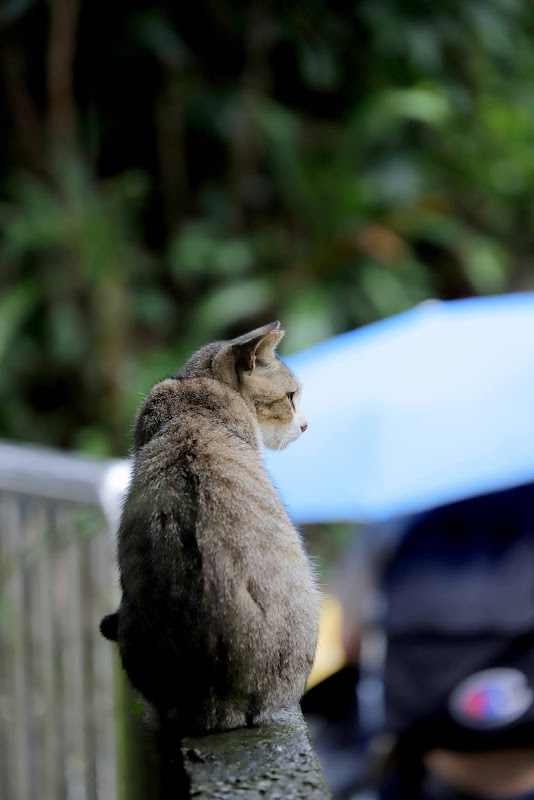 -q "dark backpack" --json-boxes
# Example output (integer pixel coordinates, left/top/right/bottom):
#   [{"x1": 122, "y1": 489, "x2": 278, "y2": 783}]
[{"x1": 382, "y1": 483, "x2": 534, "y2": 752}]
